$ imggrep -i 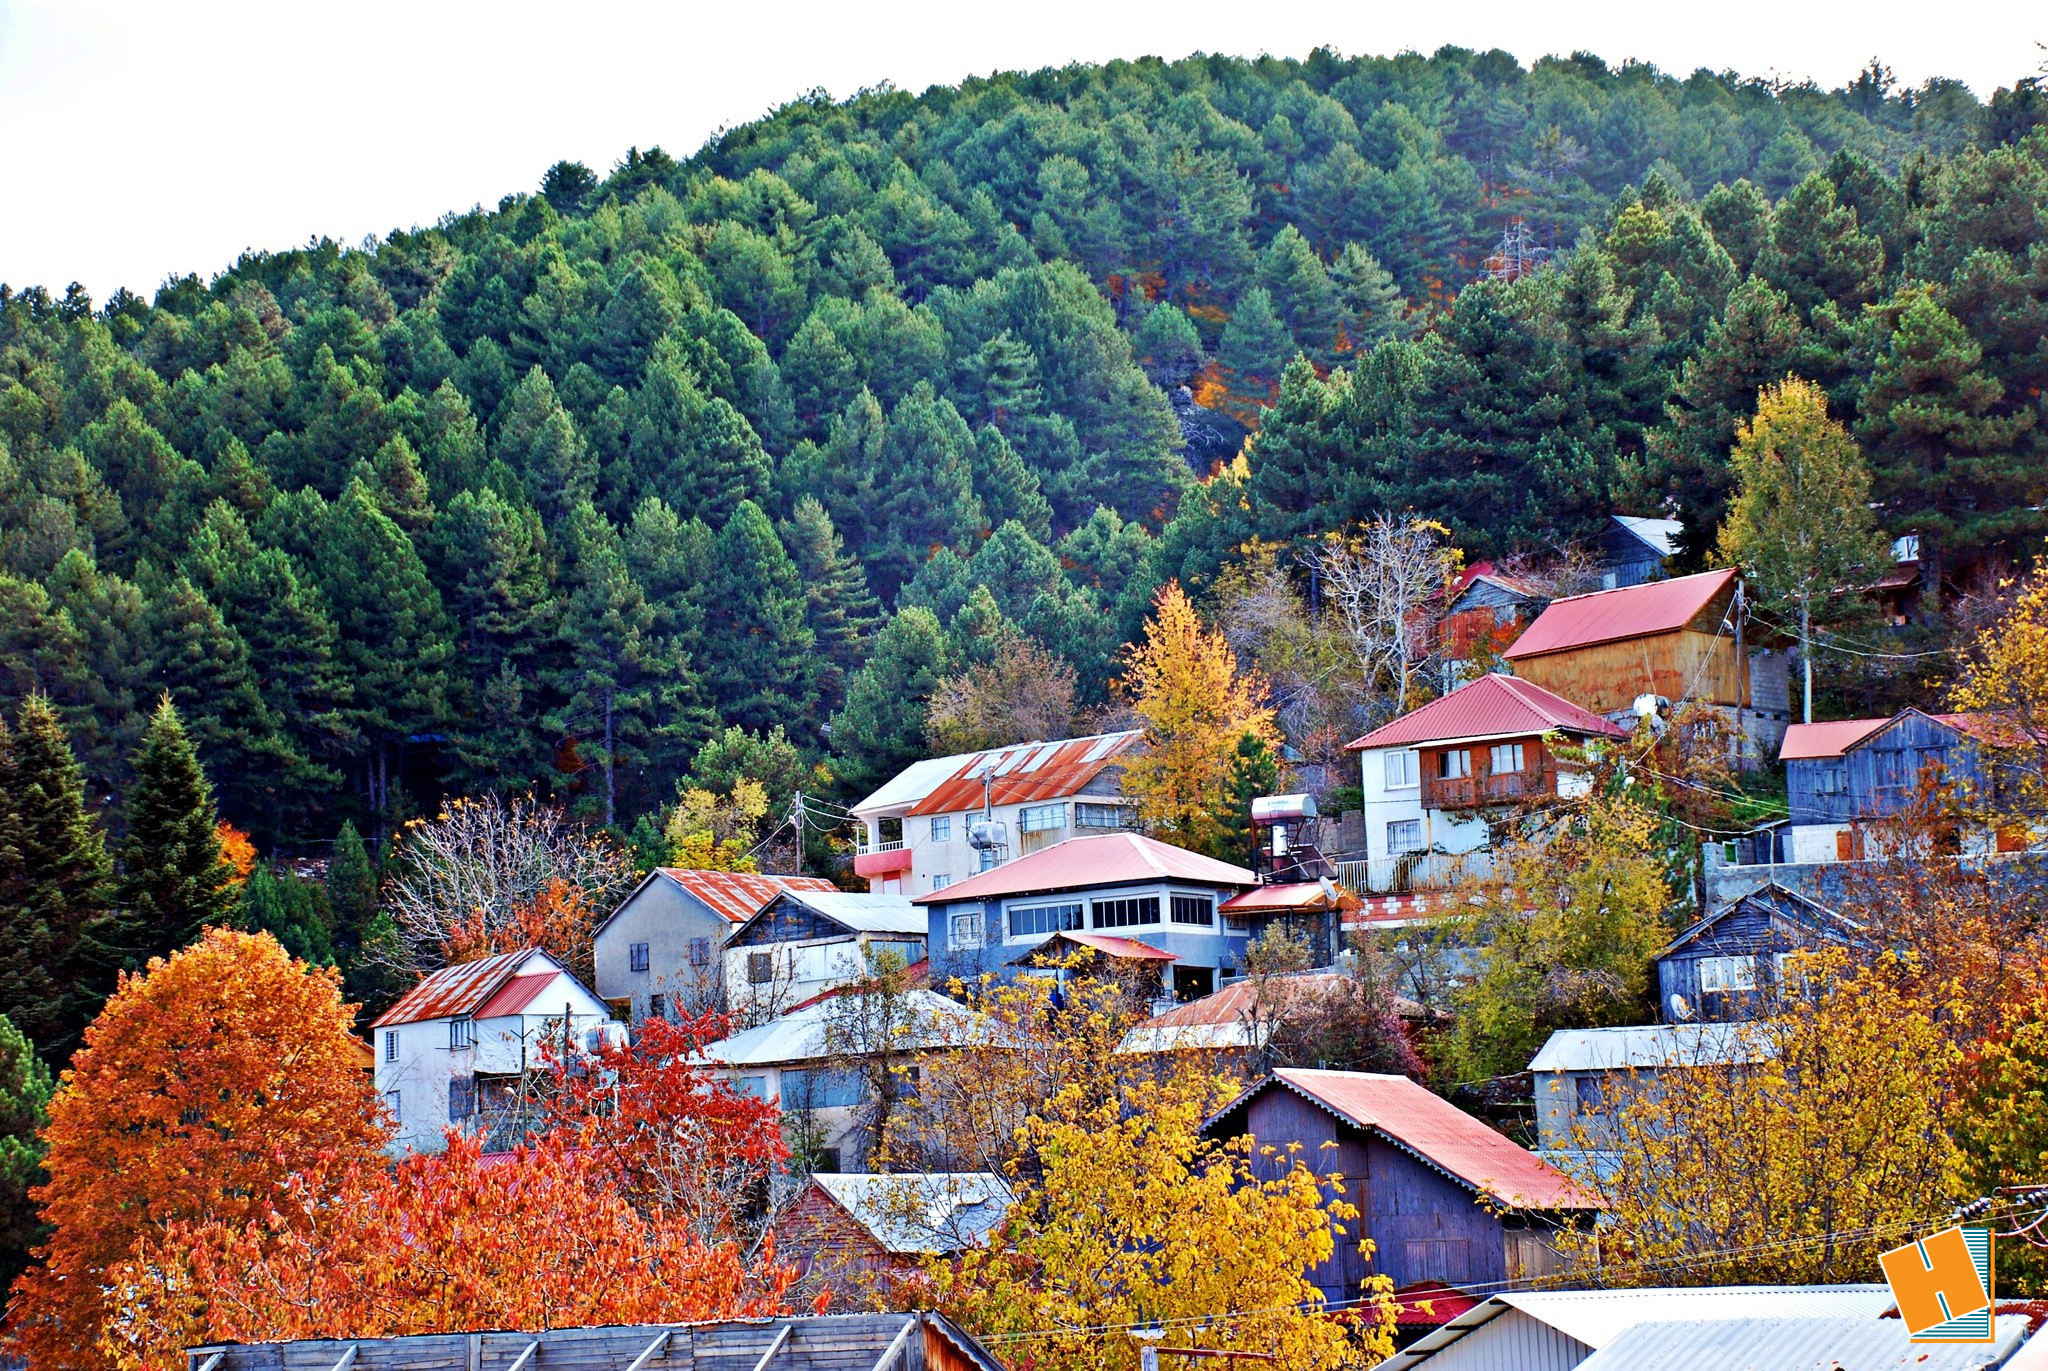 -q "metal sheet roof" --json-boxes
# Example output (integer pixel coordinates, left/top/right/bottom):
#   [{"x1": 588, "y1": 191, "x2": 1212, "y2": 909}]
[
  {"x1": 655, "y1": 869, "x2": 841, "y2": 925},
  {"x1": 904, "y1": 730, "x2": 1143, "y2": 817},
  {"x1": 912, "y1": 833, "x2": 1257, "y2": 905},
  {"x1": 1345, "y1": 673, "x2": 1629, "y2": 751},
  {"x1": 771, "y1": 889, "x2": 928, "y2": 936},
  {"x1": 1611, "y1": 514, "x2": 1685, "y2": 558},
  {"x1": 850, "y1": 751, "x2": 984, "y2": 816},
  {"x1": 697, "y1": 989, "x2": 980, "y2": 1067},
  {"x1": 1219, "y1": 881, "x2": 1341, "y2": 913},
  {"x1": 1573, "y1": 1314, "x2": 2027, "y2": 1371},
  {"x1": 1010, "y1": 930, "x2": 1179, "y2": 964},
  {"x1": 1780, "y1": 717, "x2": 1891, "y2": 760},
  {"x1": 1505, "y1": 567, "x2": 1738, "y2": 660},
  {"x1": 807, "y1": 1172, "x2": 1013, "y2": 1254},
  {"x1": 372, "y1": 949, "x2": 540, "y2": 1028},
  {"x1": 1528, "y1": 1022, "x2": 1762, "y2": 1074},
  {"x1": 1214, "y1": 1068, "x2": 1597, "y2": 1211},
  {"x1": 474, "y1": 970, "x2": 565, "y2": 1020},
  {"x1": 1120, "y1": 972, "x2": 1354, "y2": 1053}
]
